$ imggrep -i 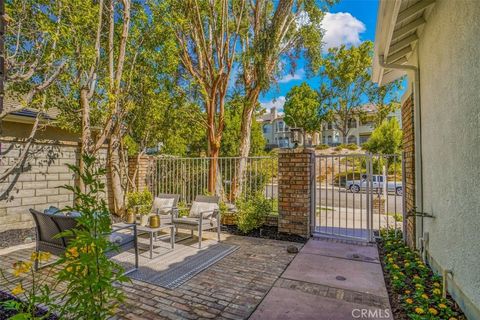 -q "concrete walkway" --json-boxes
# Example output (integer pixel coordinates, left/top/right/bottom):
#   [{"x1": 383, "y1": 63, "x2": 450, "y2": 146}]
[{"x1": 250, "y1": 238, "x2": 392, "y2": 320}]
